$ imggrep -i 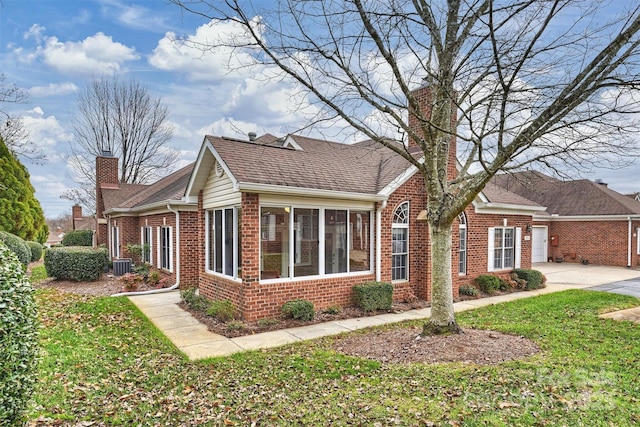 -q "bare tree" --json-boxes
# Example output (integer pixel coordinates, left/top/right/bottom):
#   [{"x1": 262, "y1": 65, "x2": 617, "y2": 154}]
[
  {"x1": 63, "y1": 76, "x2": 177, "y2": 212},
  {"x1": 173, "y1": 0, "x2": 640, "y2": 333},
  {"x1": 0, "y1": 74, "x2": 45, "y2": 164}
]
